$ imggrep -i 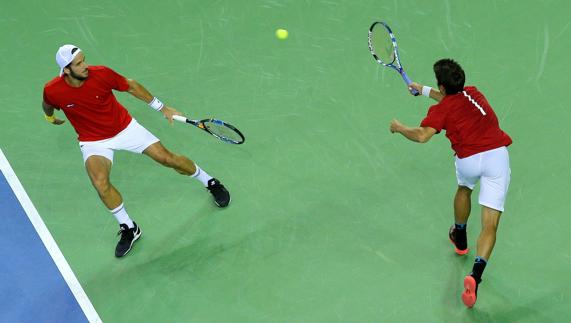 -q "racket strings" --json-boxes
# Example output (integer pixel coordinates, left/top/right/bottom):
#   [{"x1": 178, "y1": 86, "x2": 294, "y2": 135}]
[
  {"x1": 204, "y1": 122, "x2": 243, "y2": 142},
  {"x1": 370, "y1": 26, "x2": 396, "y2": 64}
]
